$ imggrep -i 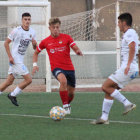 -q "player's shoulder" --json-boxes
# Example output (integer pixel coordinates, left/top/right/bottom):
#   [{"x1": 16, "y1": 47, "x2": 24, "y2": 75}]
[
  {"x1": 10, "y1": 26, "x2": 21, "y2": 34},
  {"x1": 126, "y1": 28, "x2": 136, "y2": 35}
]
